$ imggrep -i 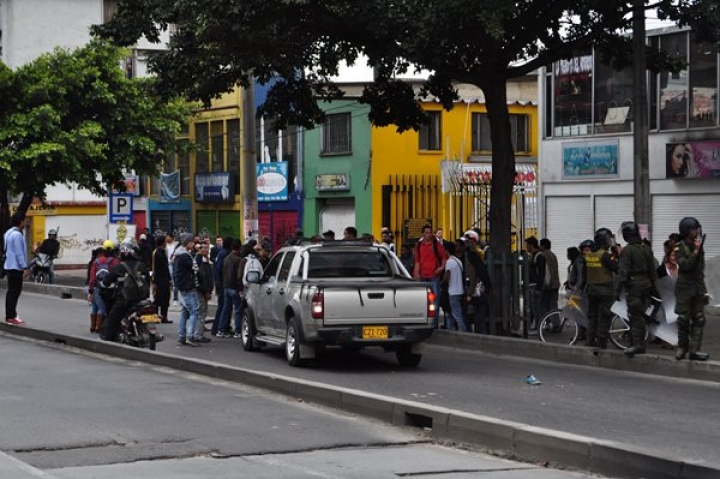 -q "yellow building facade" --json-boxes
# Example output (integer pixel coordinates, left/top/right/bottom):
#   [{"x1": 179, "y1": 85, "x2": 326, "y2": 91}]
[{"x1": 370, "y1": 81, "x2": 539, "y2": 249}]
